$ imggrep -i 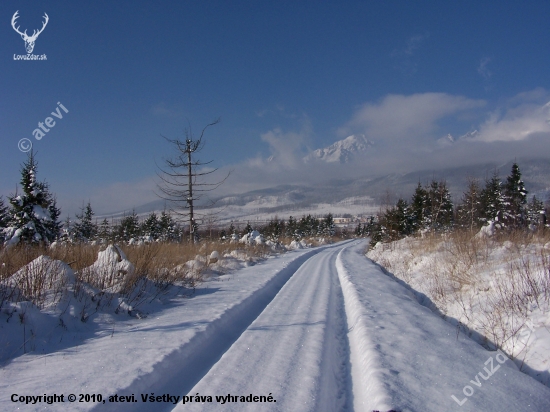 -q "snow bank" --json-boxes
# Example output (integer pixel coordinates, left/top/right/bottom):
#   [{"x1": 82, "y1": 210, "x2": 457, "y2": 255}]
[
  {"x1": 348, "y1": 240, "x2": 550, "y2": 411},
  {"x1": 79, "y1": 245, "x2": 135, "y2": 291},
  {"x1": 239, "y1": 230, "x2": 265, "y2": 245},
  {"x1": 336, "y1": 248, "x2": 392, "y2": 411},
  {"x1": 2, "y1": 256, "x2": 74, "y2": 306},
  {"x1": 368, "y1": 234, "x2": 550, "y2": 388},
  {"x1": 287, "y1": 240, "x2": 307, "y2": 249}
]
